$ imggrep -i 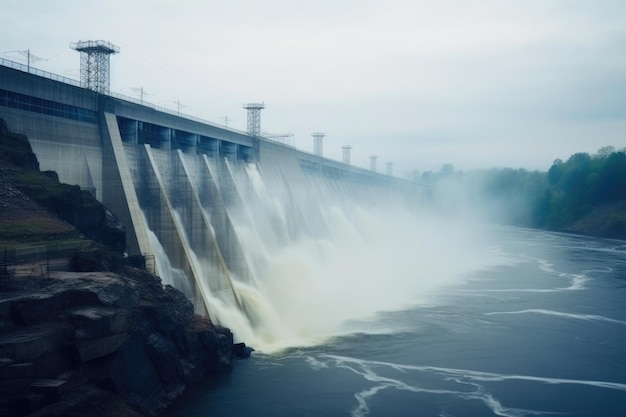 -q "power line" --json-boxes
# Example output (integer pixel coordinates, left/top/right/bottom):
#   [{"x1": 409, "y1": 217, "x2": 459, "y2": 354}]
[{"x1": 3, "y1": 49, "x2": 49, "y2": 72}]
